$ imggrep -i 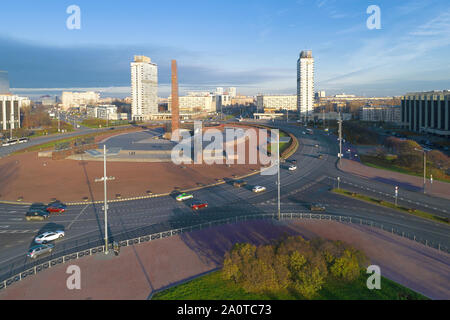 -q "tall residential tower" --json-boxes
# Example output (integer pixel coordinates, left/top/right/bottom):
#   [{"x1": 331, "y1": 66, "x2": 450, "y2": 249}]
[
  {"x1": 131, "y1": 55, "x2": 158, "y2": 120},
  {"x1": 297, "y1": 50, "x2": 314, "y2": 118}
]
